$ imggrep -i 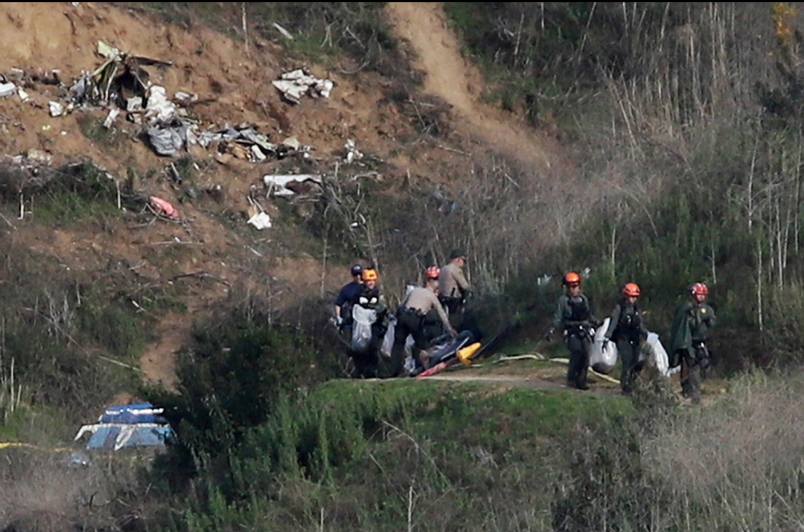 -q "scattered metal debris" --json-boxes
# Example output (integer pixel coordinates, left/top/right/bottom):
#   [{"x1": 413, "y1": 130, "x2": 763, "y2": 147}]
[
  {"x1": 0, "y1": 82, "x2": 16, "y2": 98},
  {"x1": 262, "y1": 174, "x2": 323, "y2": 197},
  {"x1": 272, "y1": 68, "x2": 334, "y2": 105},
  {"x1": 344, "y1": 138, "x2": 363, "y2": 164}
]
